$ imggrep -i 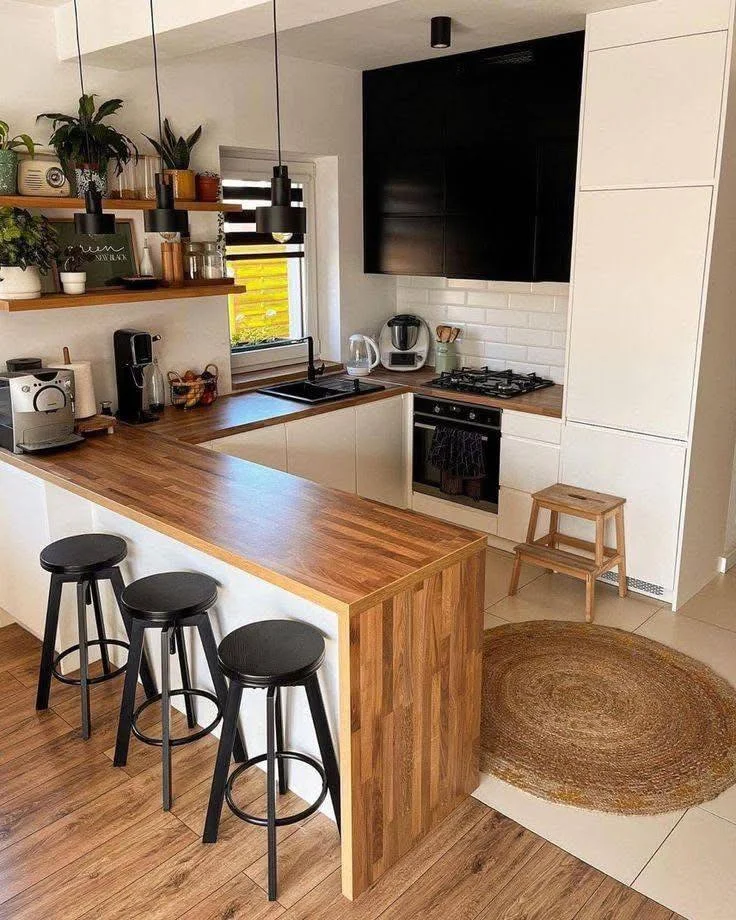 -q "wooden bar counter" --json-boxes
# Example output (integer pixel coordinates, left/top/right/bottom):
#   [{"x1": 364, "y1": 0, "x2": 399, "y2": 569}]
[{"x1": 0, "y1": 406, "x2": 486, "y2": 901}]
